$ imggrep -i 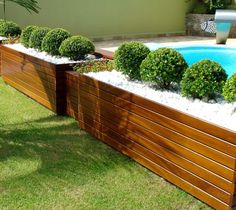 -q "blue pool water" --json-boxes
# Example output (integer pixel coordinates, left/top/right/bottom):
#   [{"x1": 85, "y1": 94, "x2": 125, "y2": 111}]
[{"x1": 146, "y1": 43, "x2": 236, "y2": 77}]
